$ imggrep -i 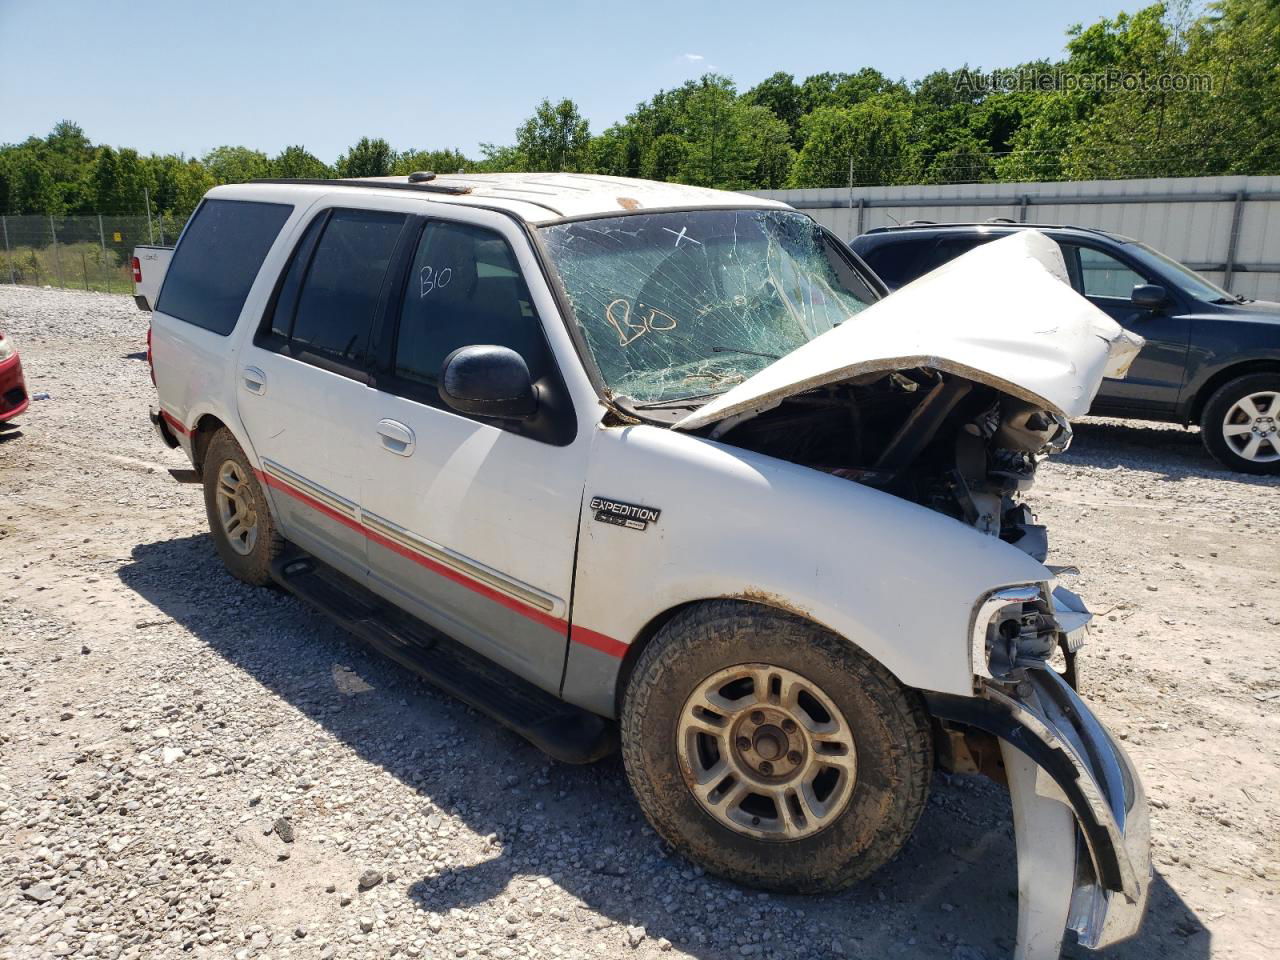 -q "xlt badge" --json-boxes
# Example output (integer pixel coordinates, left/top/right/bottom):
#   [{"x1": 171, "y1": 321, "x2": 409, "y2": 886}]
[{"x1": 590, "y1": 496, "x2": 661, "y2": 531}]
